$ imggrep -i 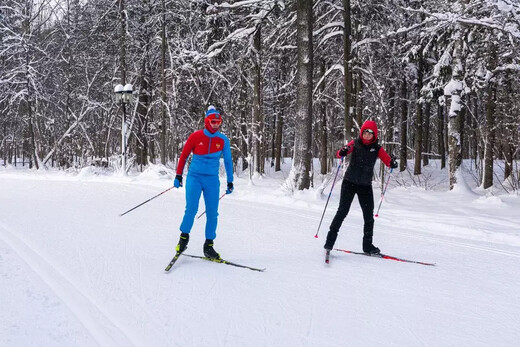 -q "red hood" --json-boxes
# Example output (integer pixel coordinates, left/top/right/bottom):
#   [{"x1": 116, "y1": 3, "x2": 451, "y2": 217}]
[
  {"x1": 360, "y1": 120, "x2": 378, "y2": 145},
  {"x1": 204, "y1": 118, "x2": 218, "y2": 133},
  {"x1": 204, "y1": 113, "x2": 222, "y2": 134}
]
